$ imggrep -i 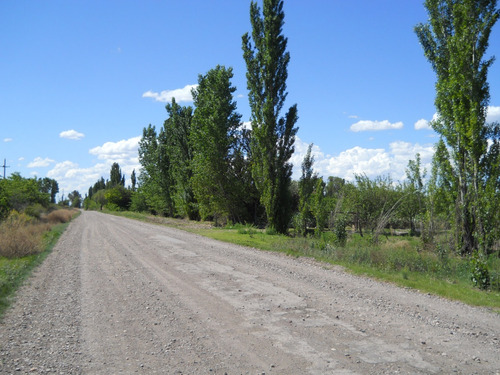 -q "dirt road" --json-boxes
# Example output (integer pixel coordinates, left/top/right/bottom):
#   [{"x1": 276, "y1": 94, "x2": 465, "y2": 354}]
[{"x1": 1, "y1": 211, "x2": 499, "y2": 374}]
